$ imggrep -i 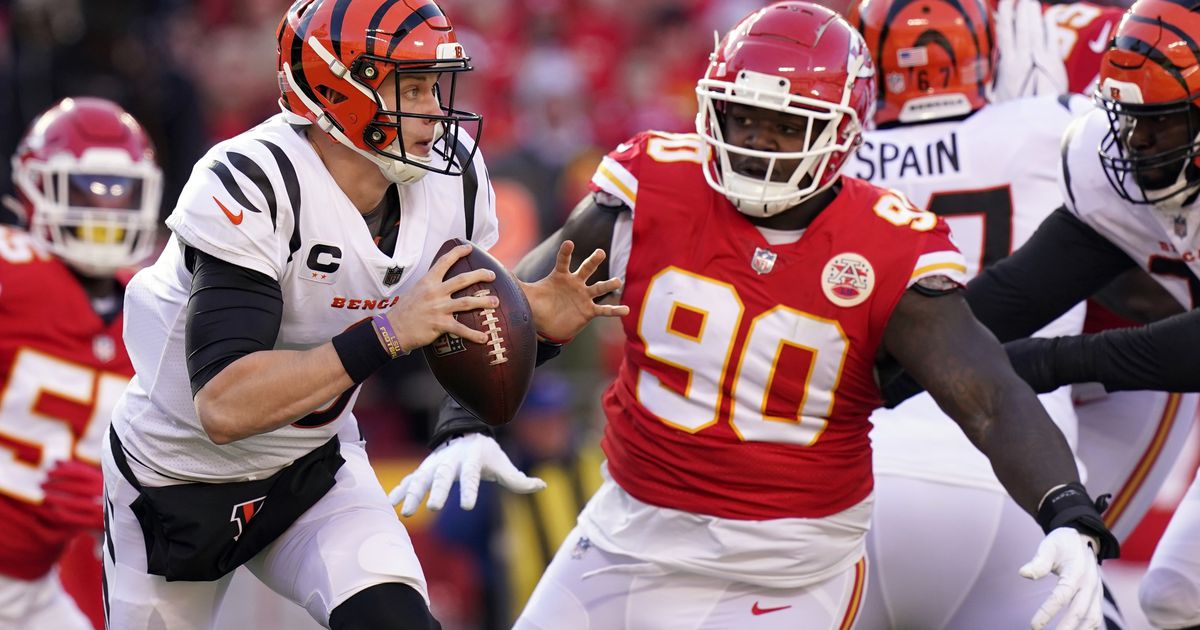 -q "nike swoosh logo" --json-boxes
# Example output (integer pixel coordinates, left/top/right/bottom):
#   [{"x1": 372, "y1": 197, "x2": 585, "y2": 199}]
[
  {"x1": 615, "y1": 142, "x2": 633, "y2": 153},
  {"x1": 1088, "y1": 21, "x2": 1113, "y2": 55},
  {"x1": 214, "y1": 196, "x2": 243, "y2": 225},
  {"x1": 751, "y1": 602, "x2": 792, "y2": 616}
]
